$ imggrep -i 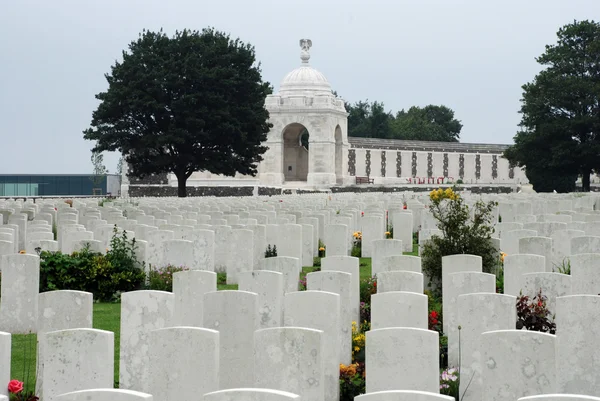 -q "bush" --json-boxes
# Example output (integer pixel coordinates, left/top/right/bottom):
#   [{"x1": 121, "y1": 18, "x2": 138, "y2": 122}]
[
  {"x1": 421, "y1": 187, "x2": 498, "y2": 290},
  {"x1": 148, "y1": 264, "x2": 189, "y2": 292},
  {"x1": 39, "y1": 227, "x2": 145, "y2": 302}
]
